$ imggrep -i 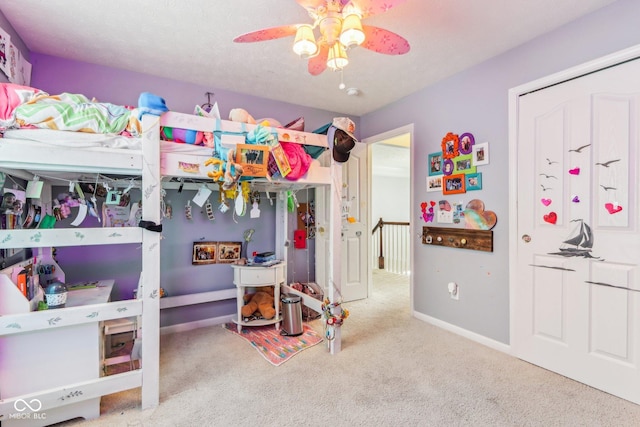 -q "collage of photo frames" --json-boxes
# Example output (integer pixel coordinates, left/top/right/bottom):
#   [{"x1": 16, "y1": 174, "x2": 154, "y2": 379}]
[
  {"x1": 422, "y1": 132, "x2": 496, "y2": 230},
  {"x1": 427, "y1": 132, "x2": 489, "y2": 195}
]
